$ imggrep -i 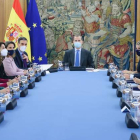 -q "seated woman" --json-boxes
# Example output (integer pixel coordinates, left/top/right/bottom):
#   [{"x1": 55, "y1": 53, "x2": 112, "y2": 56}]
[
  {"x1": 3, "y1": 41, "x2": 28, "y2": 77},
  {"x1": 0, "y1": 42, "x2": 7, "y2": 77},
  {"x1": 0, "y1": 42, "x2": 19, "y2": 86},
  {"x1": 0, "y1": 42, "x2": 13, "y2": 79}
]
